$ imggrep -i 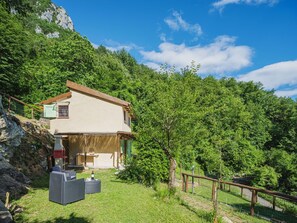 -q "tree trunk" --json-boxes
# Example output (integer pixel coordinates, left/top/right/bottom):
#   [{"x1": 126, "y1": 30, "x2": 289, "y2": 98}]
[{"x1": 168, "y1": 157, "x2": 177, "y2": 189}]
